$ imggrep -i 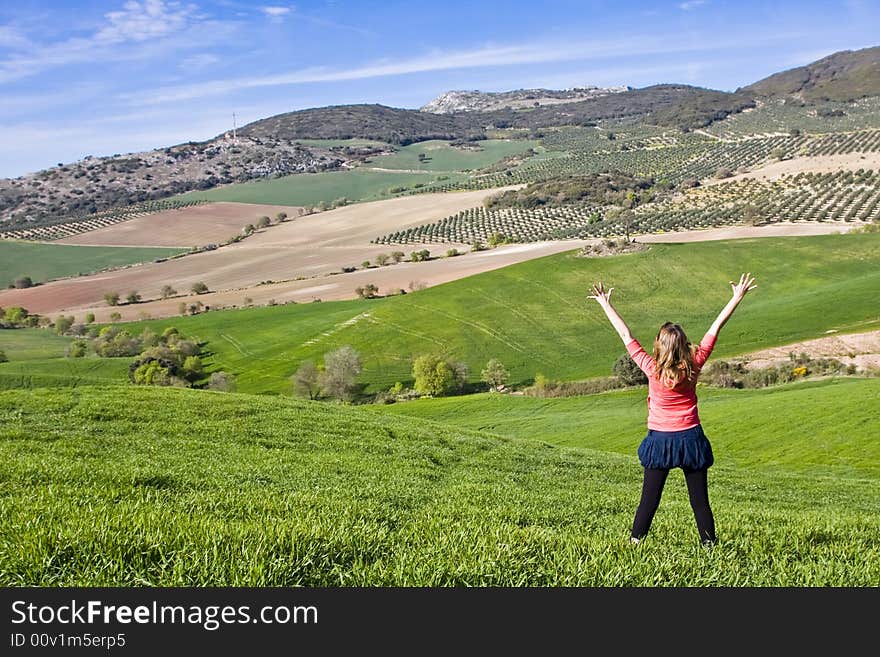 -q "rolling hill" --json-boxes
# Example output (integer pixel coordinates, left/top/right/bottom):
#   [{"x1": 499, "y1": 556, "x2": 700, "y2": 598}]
[
  {"x1": 1, "y1": 384, "x2": 877, "y2": 586},
  {"x1": 3, "y1": 233, "x2": 878, "y2": 394},
  {"x1": 743, "y1": 45, "x2": 880, "y2": 102}
]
